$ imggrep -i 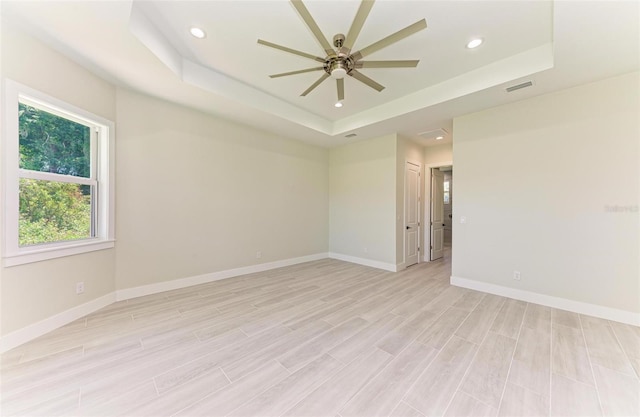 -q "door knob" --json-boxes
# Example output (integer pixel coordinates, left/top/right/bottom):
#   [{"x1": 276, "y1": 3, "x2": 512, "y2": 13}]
[
  {"x1": 406, "y1": 226, "x2": 410, "y2": 230},
  {"x1": 442, "y1": 223, "x2": 445, "y2": 226}
]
